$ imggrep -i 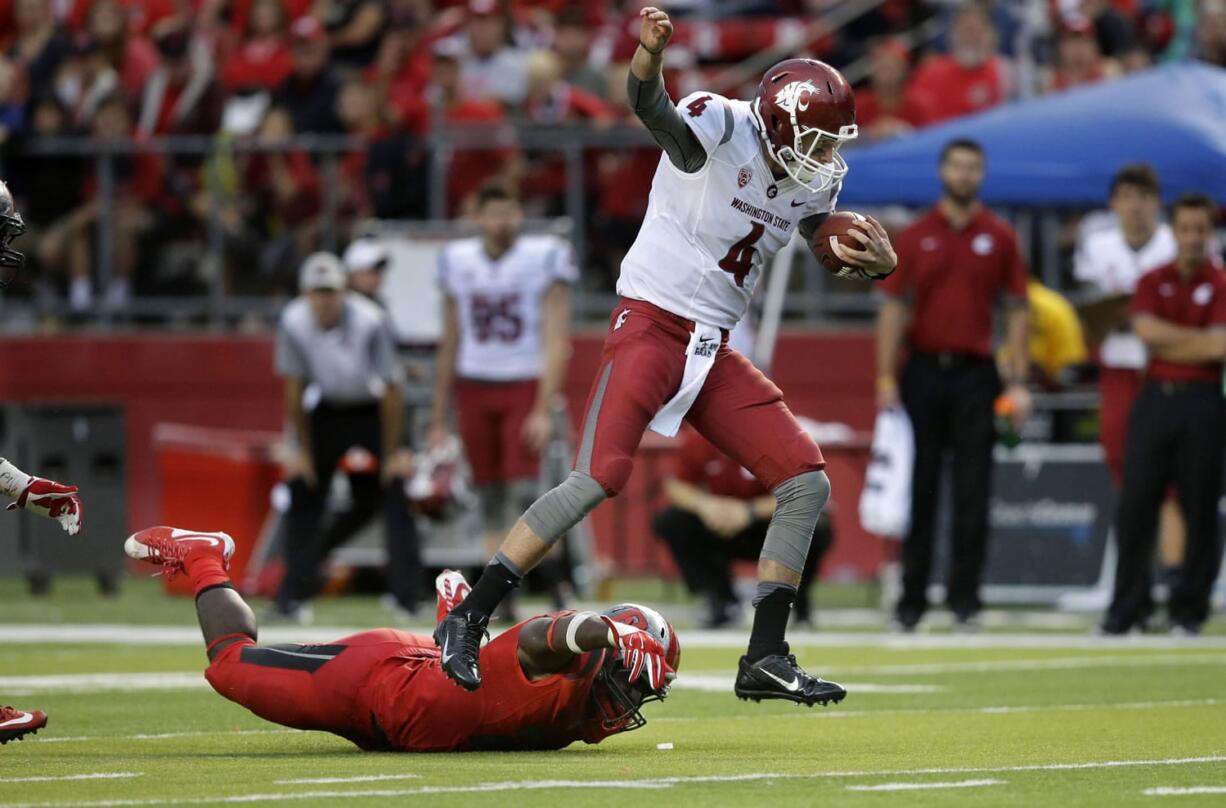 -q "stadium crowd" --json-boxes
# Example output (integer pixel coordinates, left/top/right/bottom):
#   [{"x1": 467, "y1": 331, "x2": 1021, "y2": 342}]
[{"x1": 0, "y1": 0, "x2": 1222, "y2": 313}]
